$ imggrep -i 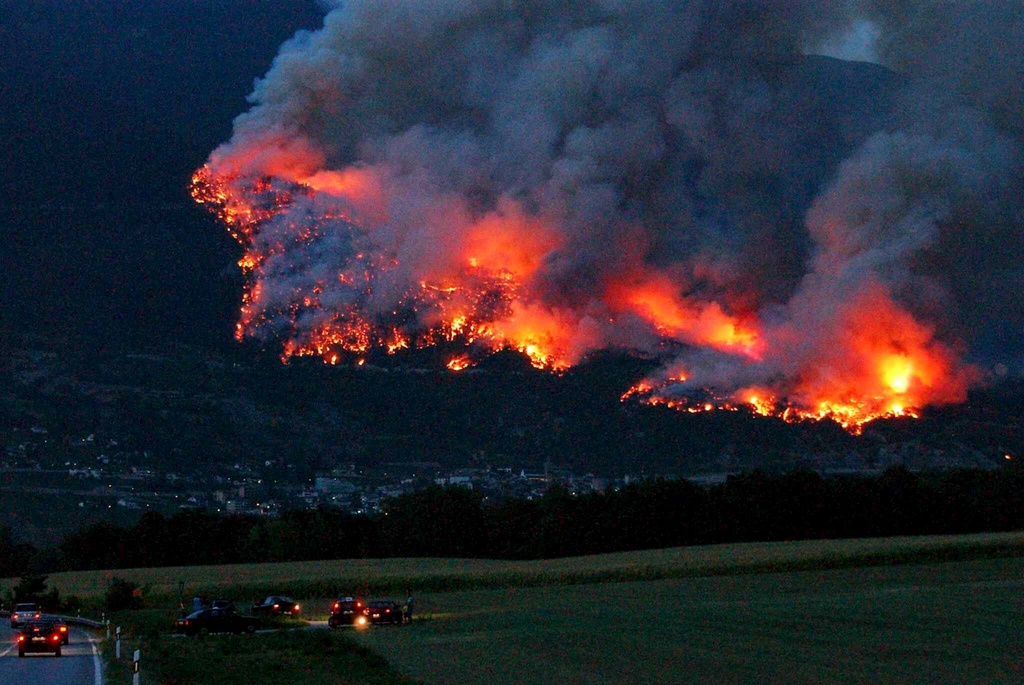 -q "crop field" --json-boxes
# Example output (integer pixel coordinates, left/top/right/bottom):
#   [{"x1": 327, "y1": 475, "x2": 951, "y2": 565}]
[
  {"x1": 354, "y1": 556, "x2": 1024, "y2": 685},
  {"x1": 17, "y1": 531, "x2": 1024, "y2": 602}
]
